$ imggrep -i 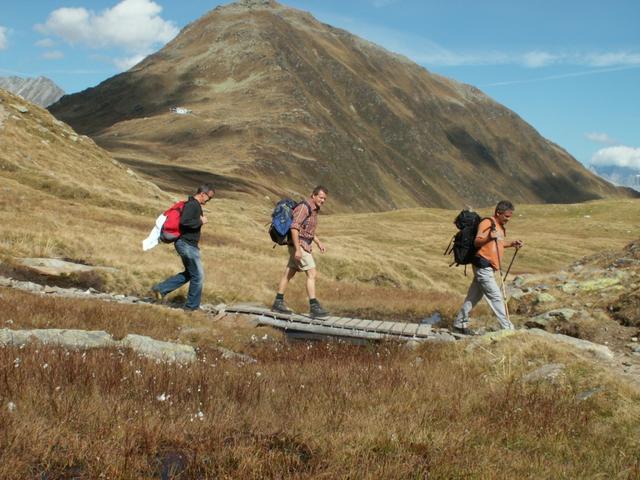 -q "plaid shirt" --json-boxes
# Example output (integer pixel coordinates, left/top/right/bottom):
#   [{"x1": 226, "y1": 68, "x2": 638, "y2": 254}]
[{"x1": 291, "y1": 198, "x2": 318, "y2": 253}]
